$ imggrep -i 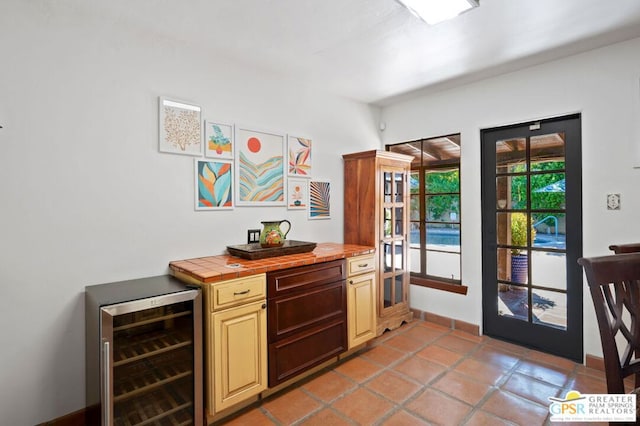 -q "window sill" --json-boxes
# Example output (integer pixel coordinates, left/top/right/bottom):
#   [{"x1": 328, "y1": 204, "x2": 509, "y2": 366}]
[{"x1": 410, "y1": 276, "x2": 468, "y2": 295}]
